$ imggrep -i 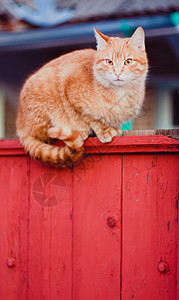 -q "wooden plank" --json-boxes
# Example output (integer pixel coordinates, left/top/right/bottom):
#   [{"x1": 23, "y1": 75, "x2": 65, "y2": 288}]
[
  {"x1": 122, "y1": 154, "x2": 179, "y2": 300},
  {"x1": 1, "y1": 135, "x2": 179, "y2": 156},
  {"x1": 73, "y1": 155, "x2": 122, "y2": 300},
  {"x1": 0, "y1": 139, "x2": 26, "y2": 155},
  {"x1": 0, "y1": 156, "x2": 29, "y2": 300},
  {"x1": 177, "y1": 205, "x2": 179, "y2": 300},
  {"x1": 84, "y1": 136, "x2": 179, "y2": 154},
  {"x1": 28, "y1": 159, "x2": 73, "y2": 300},
  {"x1": 123, "y1": 129, "x2": 179, "y2": 139}
]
